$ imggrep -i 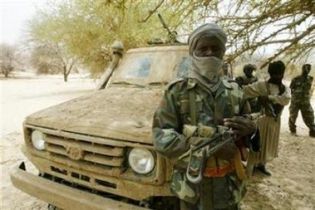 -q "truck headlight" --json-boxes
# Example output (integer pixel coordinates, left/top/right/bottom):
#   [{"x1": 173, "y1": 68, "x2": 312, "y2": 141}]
[
  {"x1": 31, "y1": 130, "x2": 46, "y2": 150},
  {"x1": 128, "y1": 148, "x2": 155, "y2": 174}
]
